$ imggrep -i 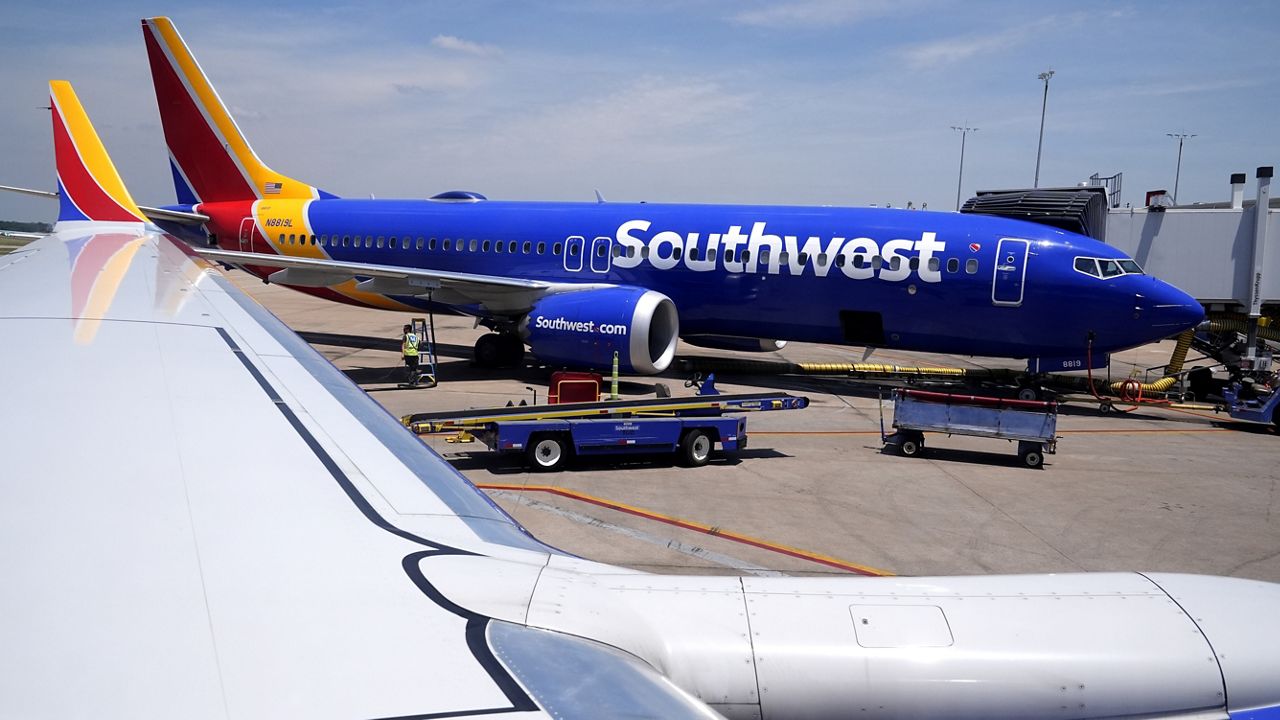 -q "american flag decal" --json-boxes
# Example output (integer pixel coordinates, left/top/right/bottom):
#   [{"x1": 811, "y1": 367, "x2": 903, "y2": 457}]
[{"x1": 263, "y1": 181, "x2": 282, "y2": 195}]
